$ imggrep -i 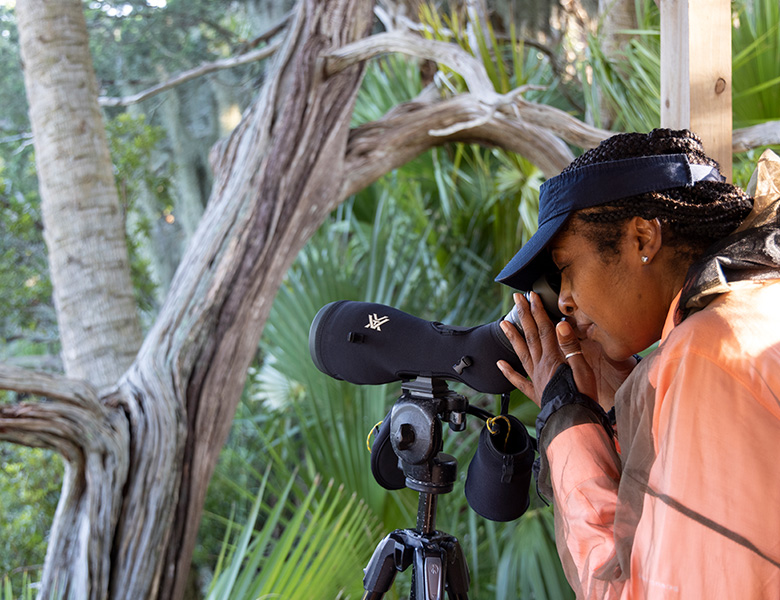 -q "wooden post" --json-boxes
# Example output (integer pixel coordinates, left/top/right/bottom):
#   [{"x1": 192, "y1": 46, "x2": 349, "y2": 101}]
[{"x1": 660, "y1": 0, "x2": 732, "y2": 181}]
